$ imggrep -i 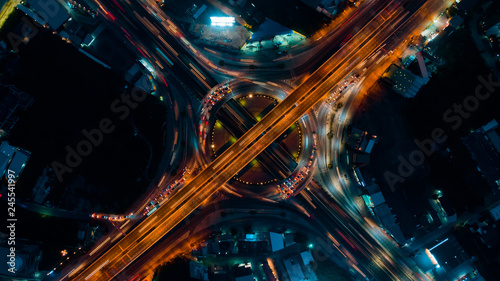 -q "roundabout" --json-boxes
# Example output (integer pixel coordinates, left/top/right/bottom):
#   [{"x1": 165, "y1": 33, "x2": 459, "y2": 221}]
[{"x1": 198, "y1": 79, "x2": 318, "y2": 199}]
